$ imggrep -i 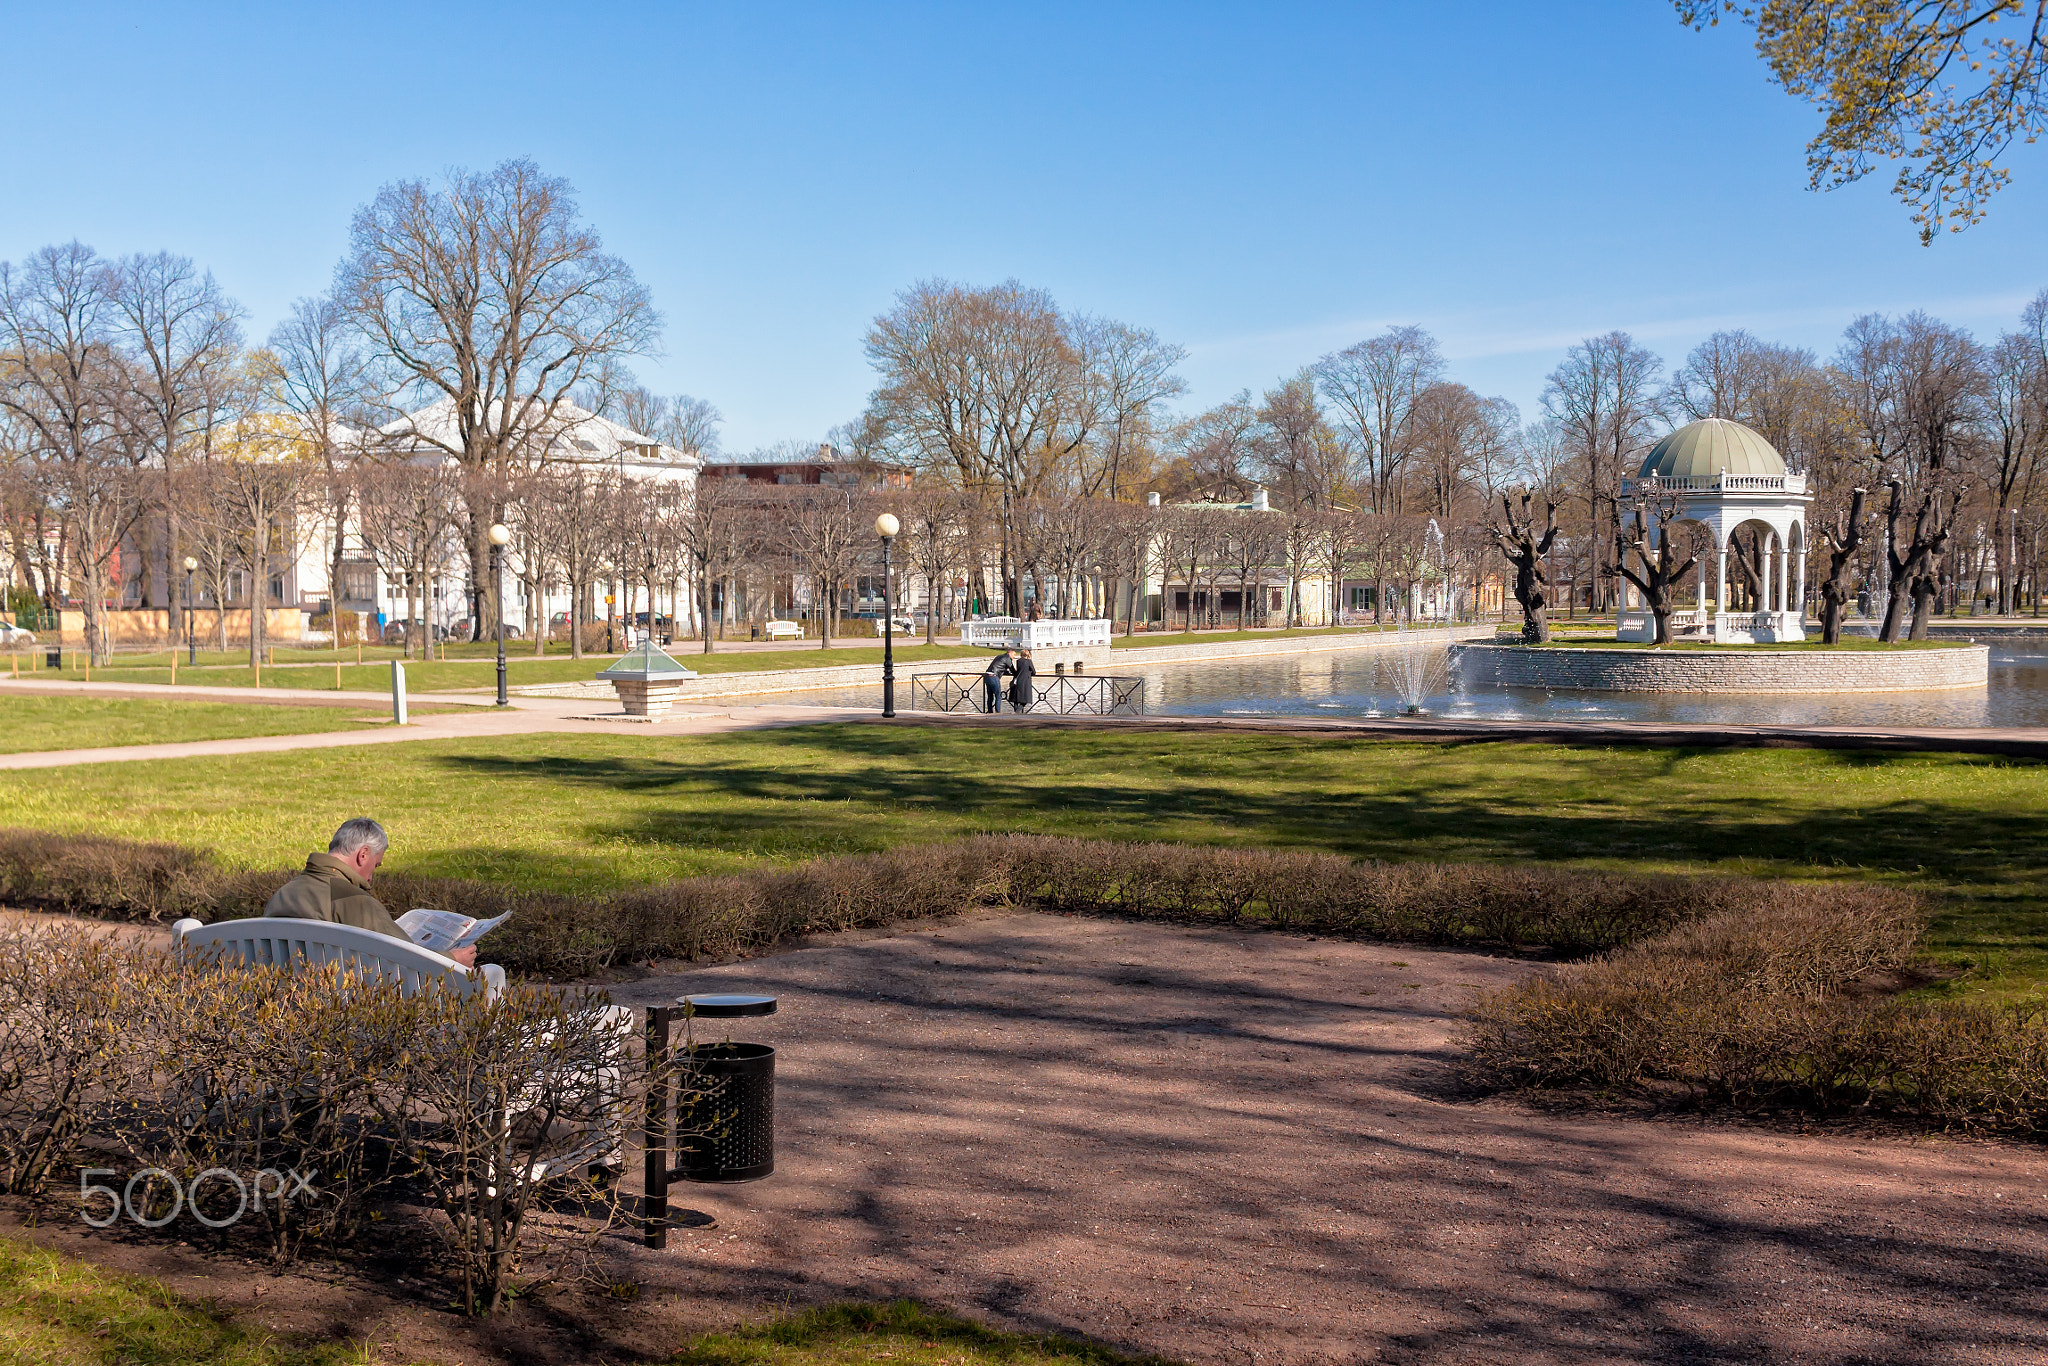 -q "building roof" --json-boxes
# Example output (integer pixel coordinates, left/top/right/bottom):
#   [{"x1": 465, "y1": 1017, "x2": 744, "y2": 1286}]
[
  {"x1": 381, "y1": 397, "x2": 698, "y2": 468},
  {"x1": 1638, "y1": 417, "x2": 1786, "y2": 480}
]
